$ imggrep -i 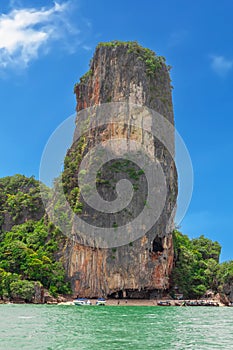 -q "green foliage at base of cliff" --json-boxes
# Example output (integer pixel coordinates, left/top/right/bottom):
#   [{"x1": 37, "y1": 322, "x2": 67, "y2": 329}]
[
  {"x1": 217, "y1": 261, "x2": 233, "y2": 293},
  {"x1": 0, "y1": 274, "x2": 36, "y2": 302},
  {"x1": 0, "y1": 219, "x2": 71, "y2": 300},
  {"x1": 0, "y1": 175, "x2": 71, "y2": 300},
  {"x1": 171, "y1": 230, "x2": 233, "y2": 299}
]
